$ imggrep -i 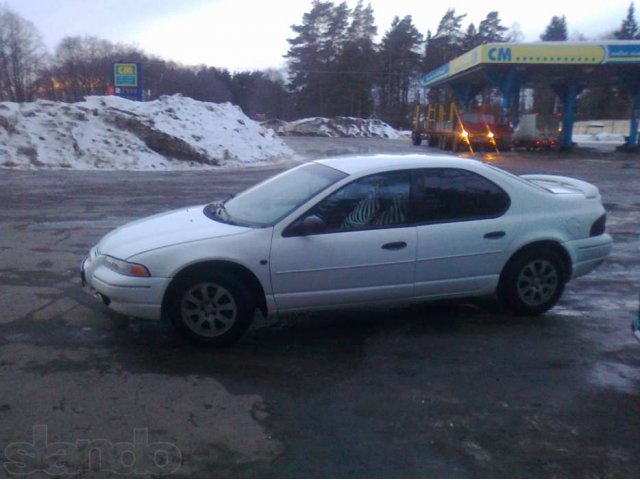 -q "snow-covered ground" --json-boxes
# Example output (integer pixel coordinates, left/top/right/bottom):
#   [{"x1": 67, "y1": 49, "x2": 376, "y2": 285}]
[
  {"x1": 266, "y1": 116, "x2": 400, "y2": 139},
  {"x1": 573, "y1": 132, "x2": 626, "y2": 152},
  {"x1": 0, "y1": 95, "x2": 294, "y2": 170},
  {"x1": 573, "y1": 132, "x2": 625, "y2": 145}
]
